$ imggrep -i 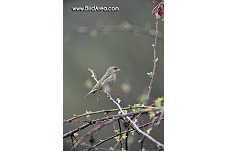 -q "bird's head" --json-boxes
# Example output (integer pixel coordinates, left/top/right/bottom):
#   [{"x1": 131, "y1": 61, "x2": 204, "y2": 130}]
[{"x1": 107, "y1": 66, "x2": 121, "y2": 74}]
